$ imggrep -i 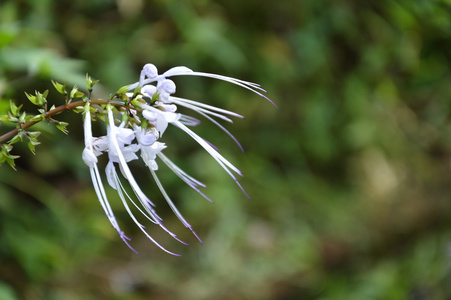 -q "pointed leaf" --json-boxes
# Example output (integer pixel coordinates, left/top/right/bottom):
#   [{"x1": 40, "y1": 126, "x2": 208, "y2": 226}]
[
  {"x1": 55, "y1": 121, "x2": 69, "y2": 134},
  {"x1": 25, "y1": 92, "x2": 38, "y2": 105},
  {"x1": 51, "y1": 80, "x2": 67, "y2": 95},
  {"x1": 116, "y1": 85, "x2": 130, "y2": 95}
]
